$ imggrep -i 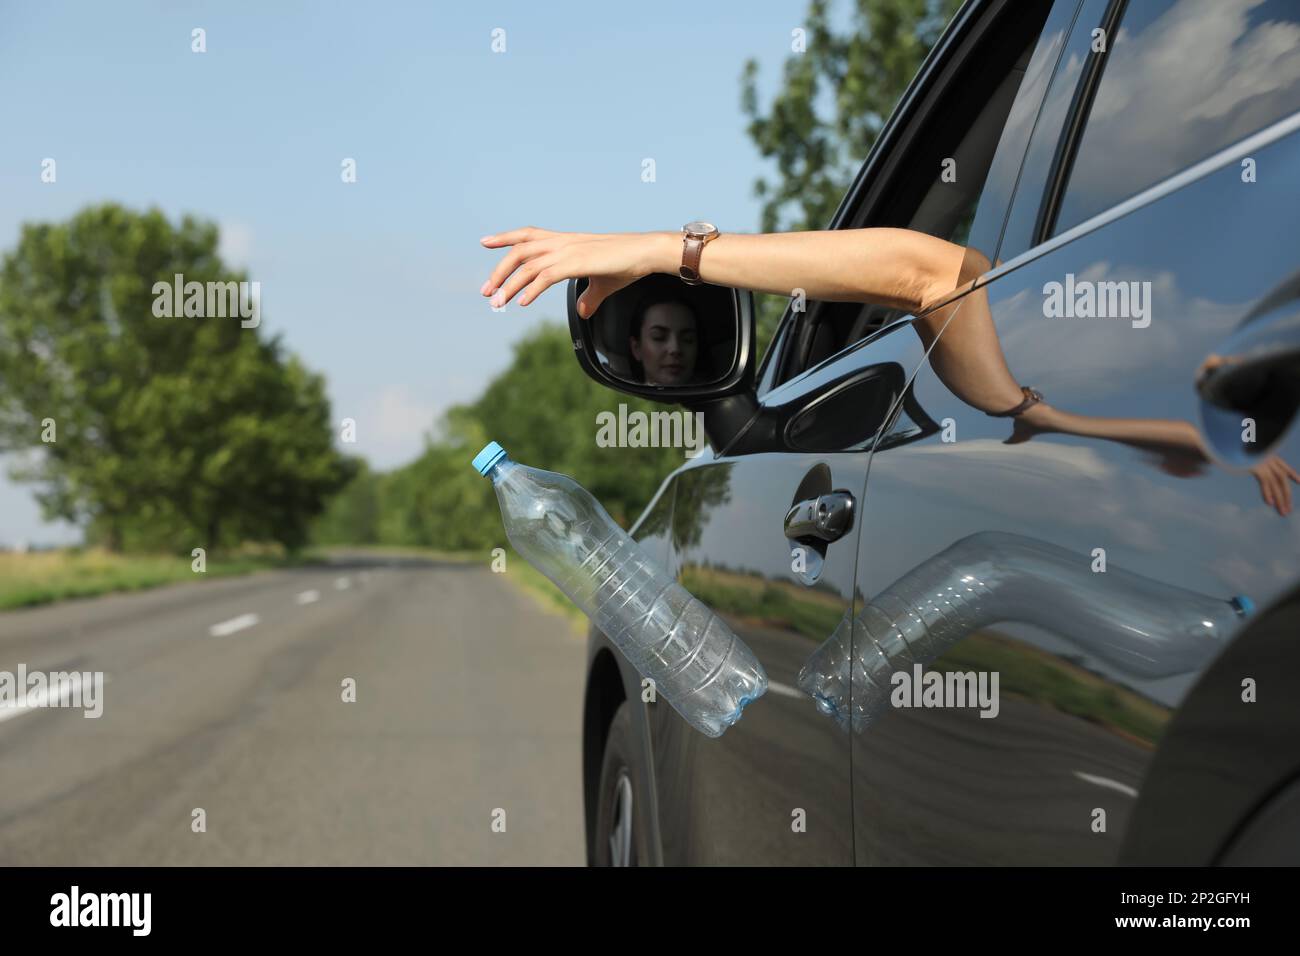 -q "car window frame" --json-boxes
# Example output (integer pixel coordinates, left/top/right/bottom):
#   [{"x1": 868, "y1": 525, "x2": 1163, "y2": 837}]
[
  {"x1": 759, "y1": 0, "x2": 1067, "y2": 397},
  {"x1": 929, "y1": 102, "x2": 1300, "y2": 319},
  {"x1": 756, "y1": 0, "x2": 983, "y2": 400},
  {"x1": 1032, "y1": 0, "x2": 1128, "y2": 244},
  {"x1": 1026, "y1": 0, "x2": 1300, "y2": 248}
]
